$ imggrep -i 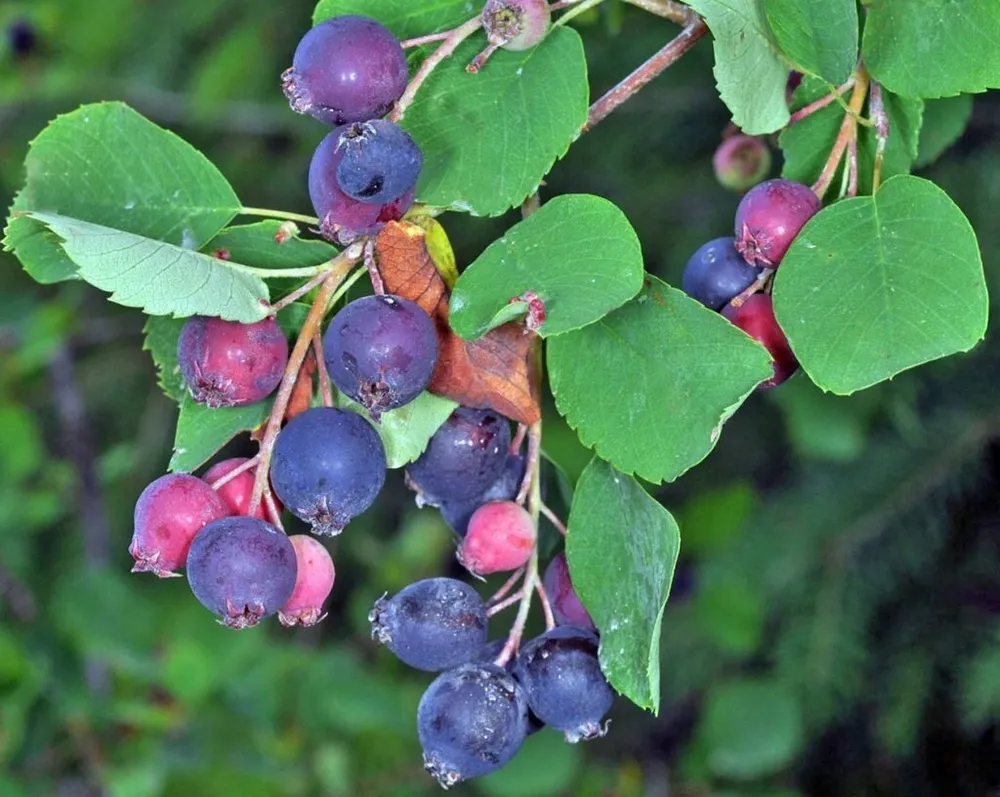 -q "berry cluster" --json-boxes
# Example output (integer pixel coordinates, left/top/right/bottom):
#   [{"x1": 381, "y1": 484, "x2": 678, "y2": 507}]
[
  {"x1": 681, "y1": 177, "x2": 820, "y2": 388},
  {"x1": 126, "y1": 9, "x2": 614, "y2": 789}
]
